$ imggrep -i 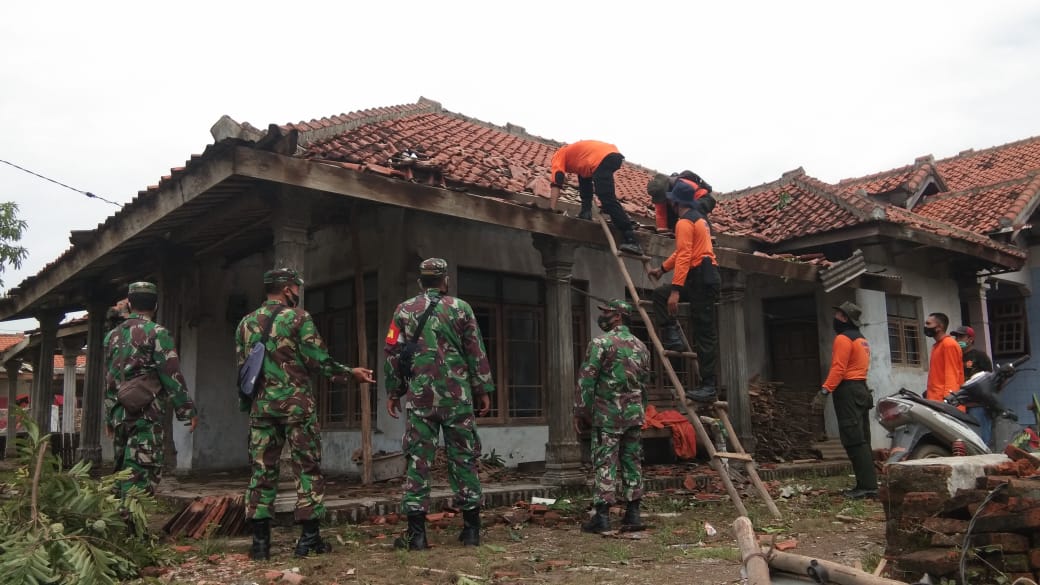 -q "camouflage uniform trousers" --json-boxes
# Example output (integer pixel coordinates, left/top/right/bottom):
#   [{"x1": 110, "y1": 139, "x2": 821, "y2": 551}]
[
  {"x1": 245, "y1": 415, "x2": 326, "y2": 522},
  {"x1": 402, "y1": 406, "x2": 483, "y2": 514},
  {"x1": 113, "y1": 417, "x2": 164, "y2": 497},
  {"x1": 590, "y1": 426, "x2": 644, "y2": 506}
]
